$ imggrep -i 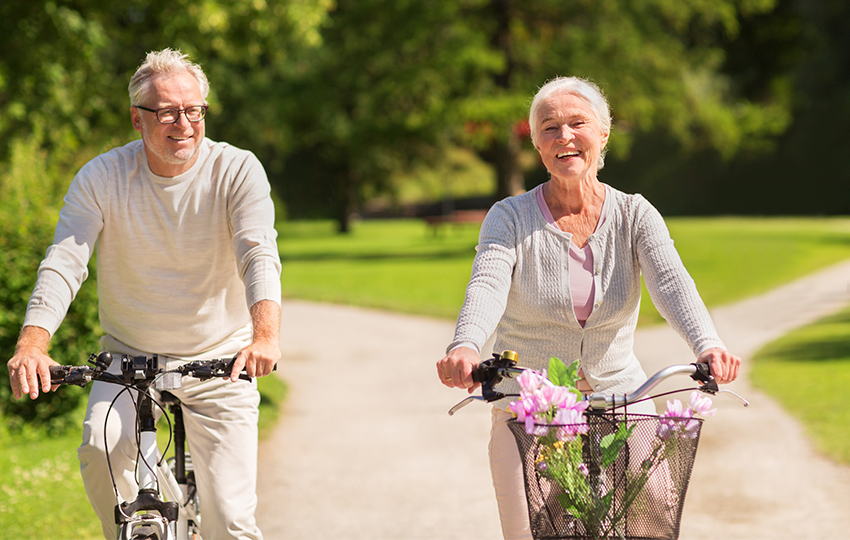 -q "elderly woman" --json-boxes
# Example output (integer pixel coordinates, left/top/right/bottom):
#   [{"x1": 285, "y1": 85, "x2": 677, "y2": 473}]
[{"x1": 436, "y1": 76, "x2": 741, "y2": 540}]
